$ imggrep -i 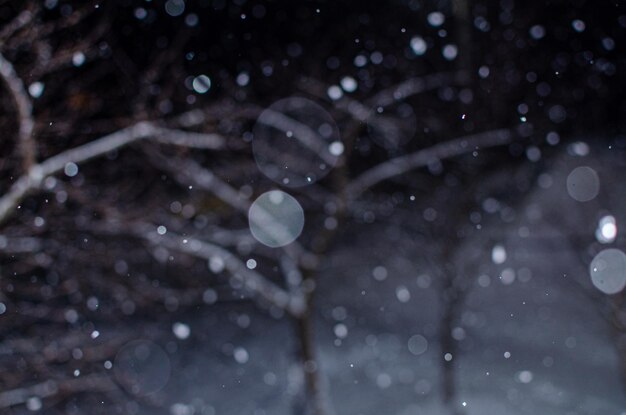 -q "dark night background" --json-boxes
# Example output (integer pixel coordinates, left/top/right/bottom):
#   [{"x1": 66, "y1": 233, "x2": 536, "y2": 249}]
[{"x1": 1, "y1": 0, "x2": 626, "y2": 414}]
